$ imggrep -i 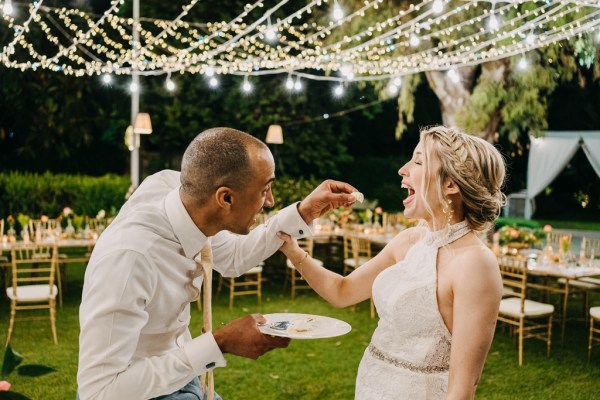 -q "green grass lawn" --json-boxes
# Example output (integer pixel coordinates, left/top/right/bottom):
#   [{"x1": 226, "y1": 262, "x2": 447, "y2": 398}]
[{"x1": 1, "y1": 263, "x2": 600, "y2": 400}]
